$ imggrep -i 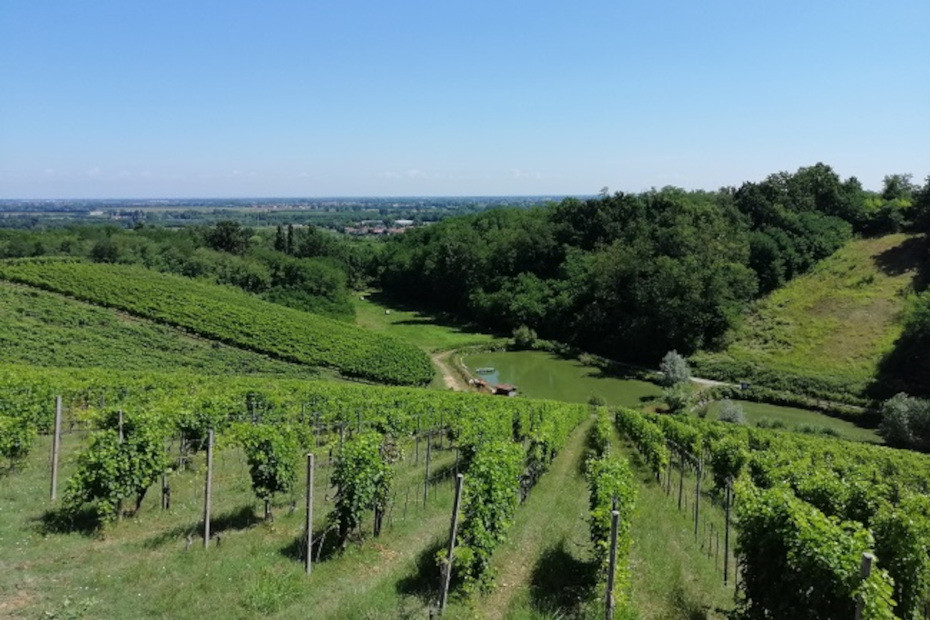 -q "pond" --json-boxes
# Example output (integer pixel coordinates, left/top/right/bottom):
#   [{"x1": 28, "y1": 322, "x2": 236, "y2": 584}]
[
  {"x1": 462, "y1": 350, "x2": 880, "y2": 443},
  {"x1": 463, "y1": 350, "x2": 661, "y2": 408}
]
